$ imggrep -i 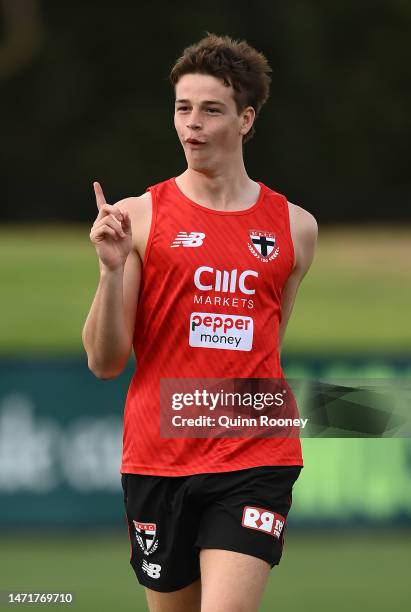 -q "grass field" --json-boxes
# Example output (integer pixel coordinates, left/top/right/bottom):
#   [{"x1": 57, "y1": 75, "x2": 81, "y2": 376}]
[
  {"x1": 0, "y1": 224, "x2": 410, "y2": 354},
  {"x1": 1, "y1": 532, "x2": 410, "y2": 611}
]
